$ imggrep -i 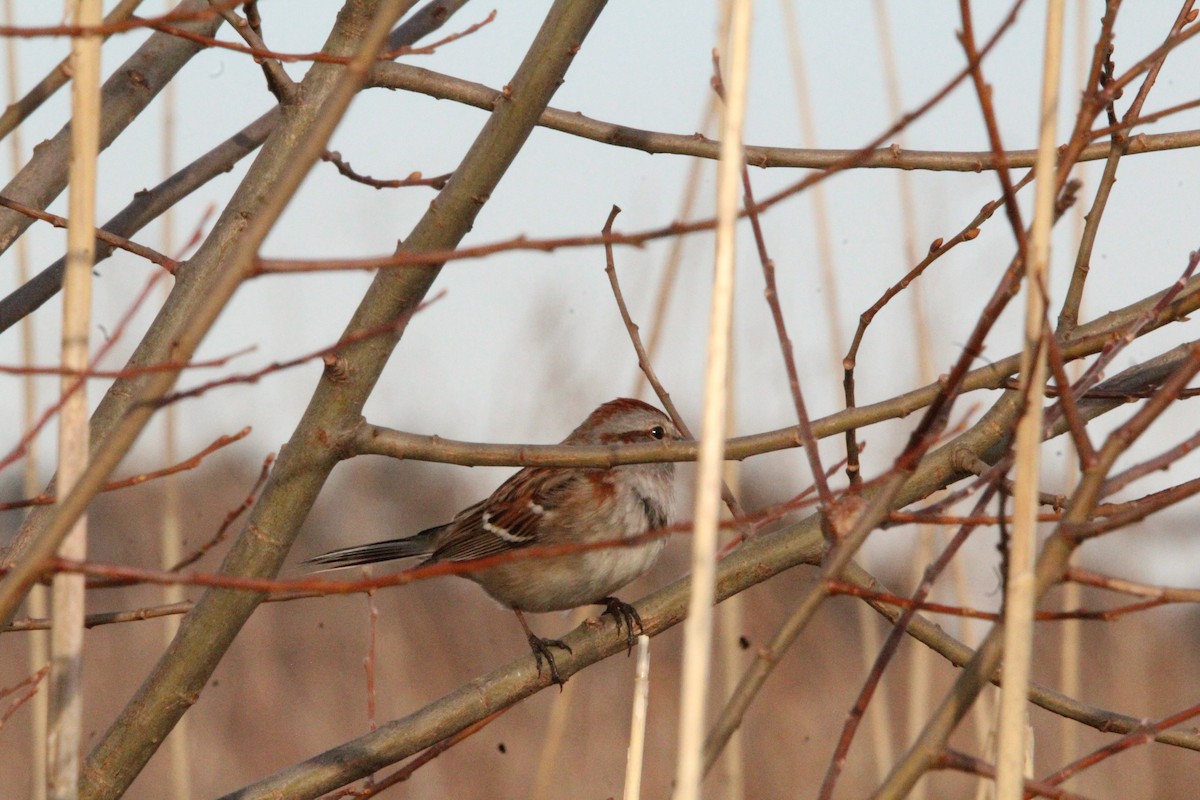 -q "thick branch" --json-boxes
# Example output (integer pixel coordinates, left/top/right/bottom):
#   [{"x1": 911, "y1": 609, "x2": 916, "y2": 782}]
[{"x1": 369, "y1": 61, "x2": 1200, "y2": 172}]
